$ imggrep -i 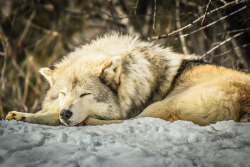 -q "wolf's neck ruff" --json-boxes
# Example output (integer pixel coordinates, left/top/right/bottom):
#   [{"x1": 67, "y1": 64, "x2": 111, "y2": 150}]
[{"x1": 115, "y1": 48, "x2": 184, "y2": 118}]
